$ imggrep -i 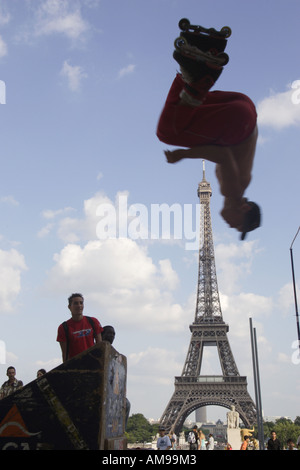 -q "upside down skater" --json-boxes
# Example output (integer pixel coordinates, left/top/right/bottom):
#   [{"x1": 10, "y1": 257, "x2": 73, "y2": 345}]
[{"x1": 156, "y1": 19, "x2": 261, "y2": 239}]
